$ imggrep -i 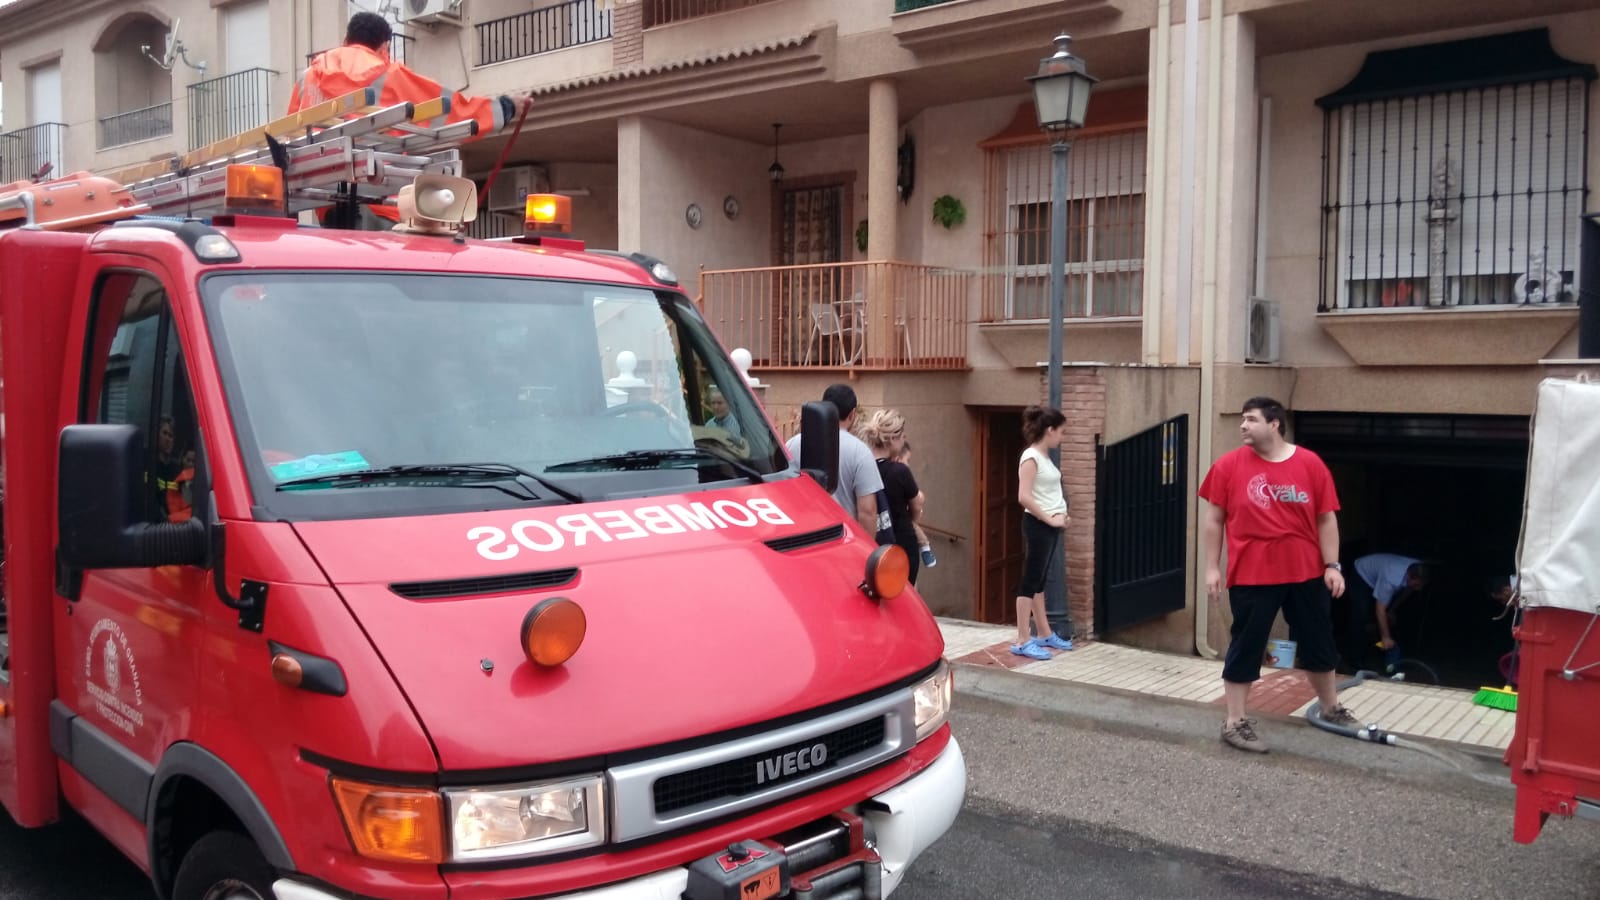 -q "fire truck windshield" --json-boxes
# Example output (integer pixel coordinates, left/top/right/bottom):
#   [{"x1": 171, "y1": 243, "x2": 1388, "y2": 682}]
[{"x1": 202, "y1": 272, "x2": 790, "y2": 520}]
